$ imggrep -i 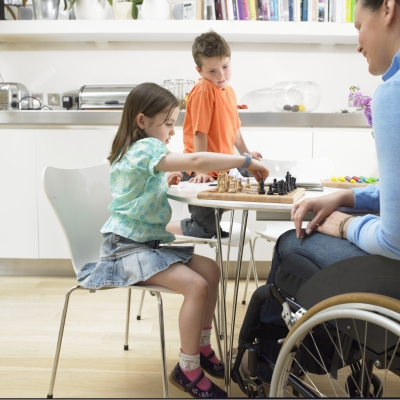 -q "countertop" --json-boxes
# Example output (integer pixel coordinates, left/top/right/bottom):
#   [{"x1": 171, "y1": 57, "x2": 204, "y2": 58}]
[{"x1": 0, "y1": 110, "x2": 370, "y2": 128}]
